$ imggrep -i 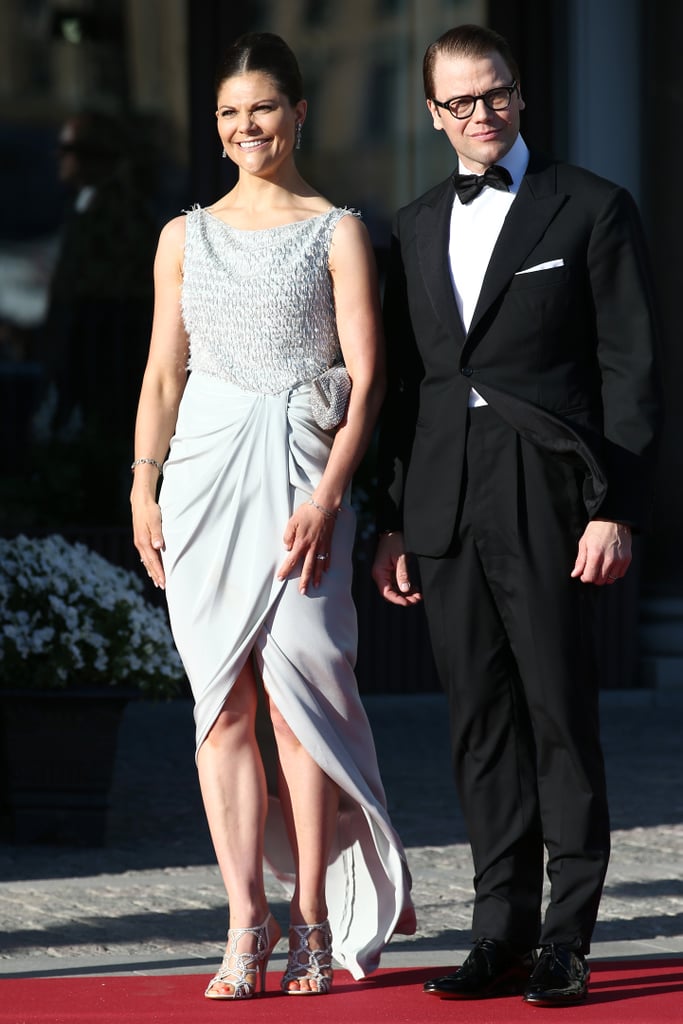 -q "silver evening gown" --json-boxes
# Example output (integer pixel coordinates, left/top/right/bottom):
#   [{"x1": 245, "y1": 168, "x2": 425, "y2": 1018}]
[{"x1": 158, "y1": 206, "x2": 416, "y2": 978}]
